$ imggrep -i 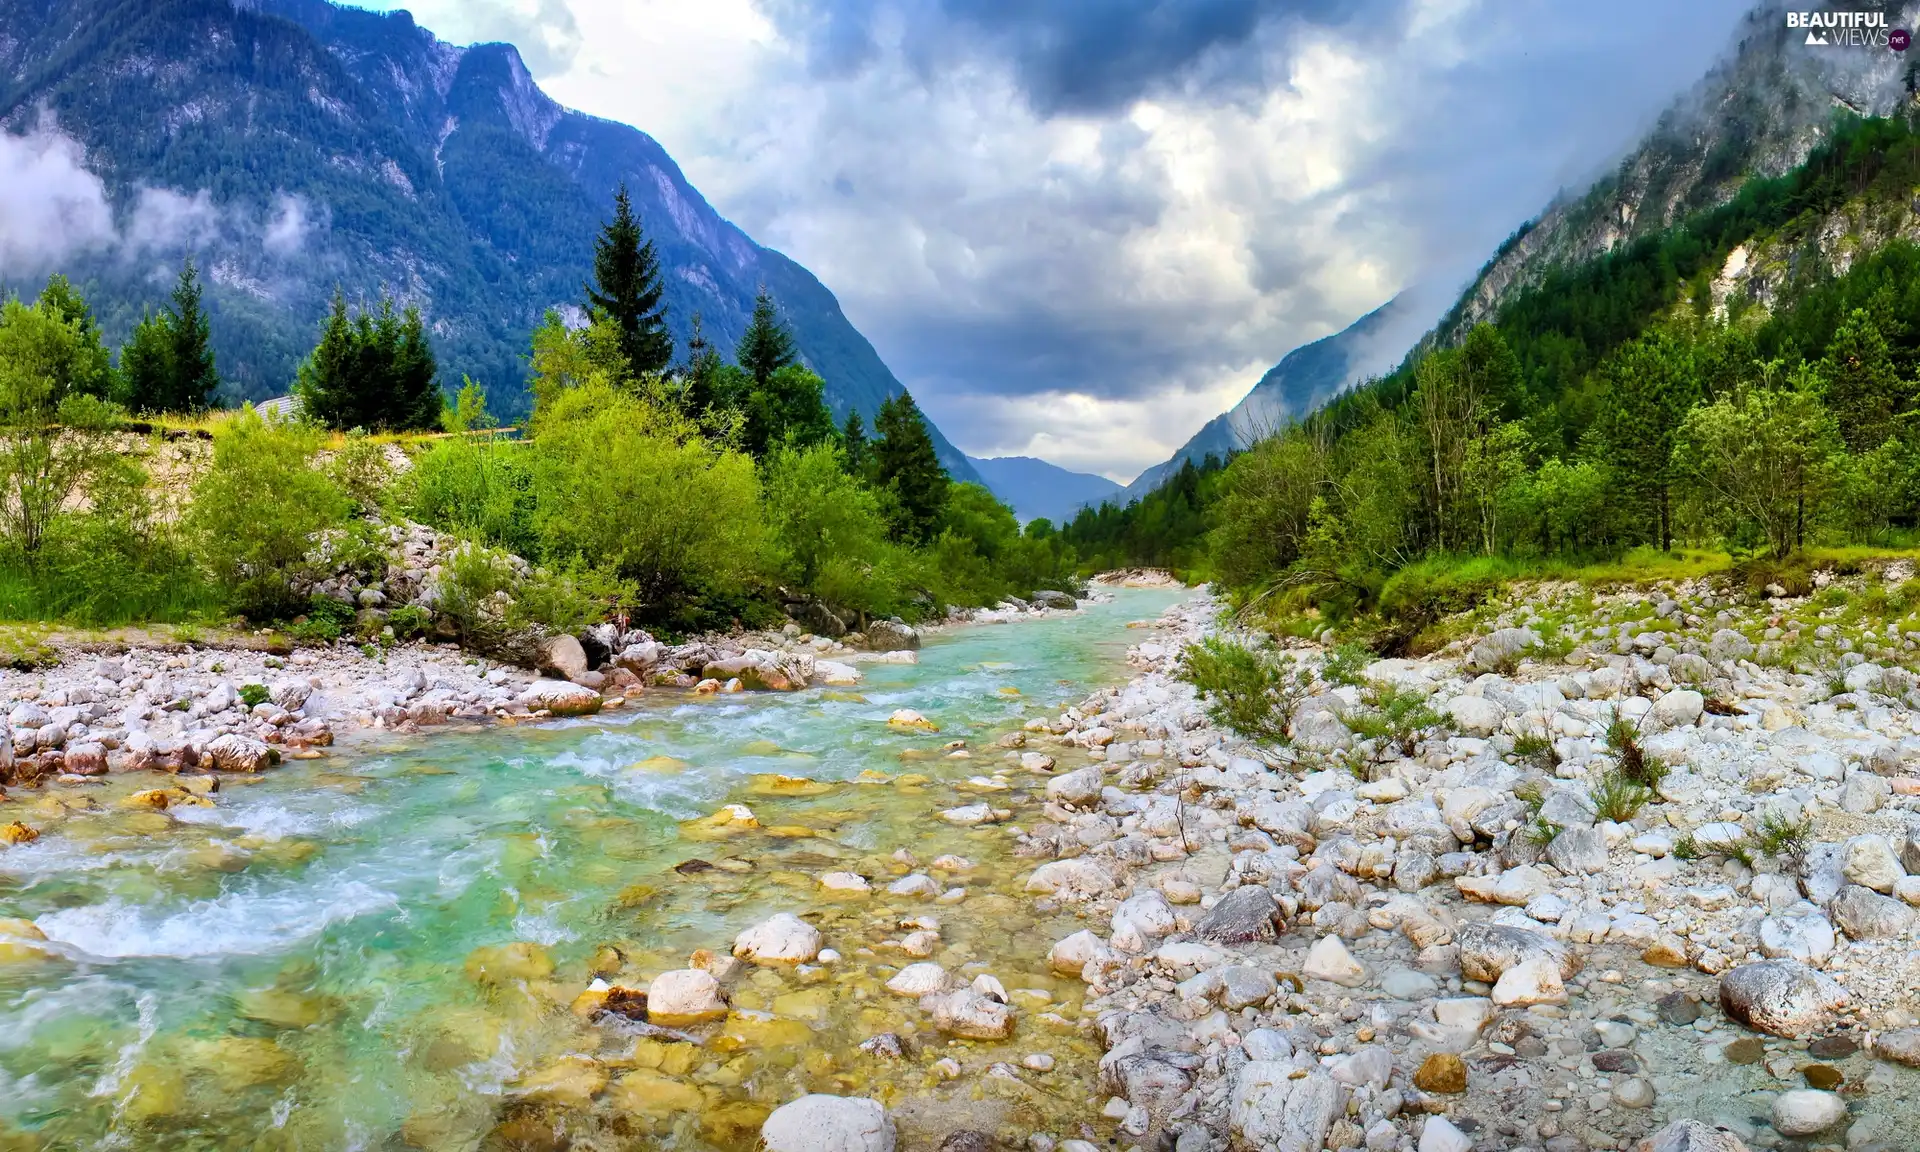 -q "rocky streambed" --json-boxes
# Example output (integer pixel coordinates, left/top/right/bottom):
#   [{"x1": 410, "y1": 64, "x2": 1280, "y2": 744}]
[{"x1": 4, "y1": 569, "x2": 1918, "y2": 1152}]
